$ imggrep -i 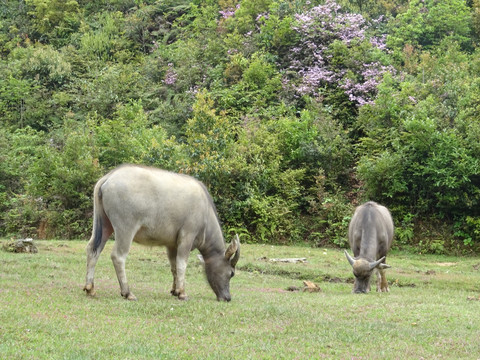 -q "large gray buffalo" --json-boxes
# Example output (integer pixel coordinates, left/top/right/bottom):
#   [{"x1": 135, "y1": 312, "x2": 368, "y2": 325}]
[
  {"x1": 84, "y1": 164, "x2": 240, "y2": 301},
  {"x1": 344, "y1": 201, "x2": 394, "y2": 293}
]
